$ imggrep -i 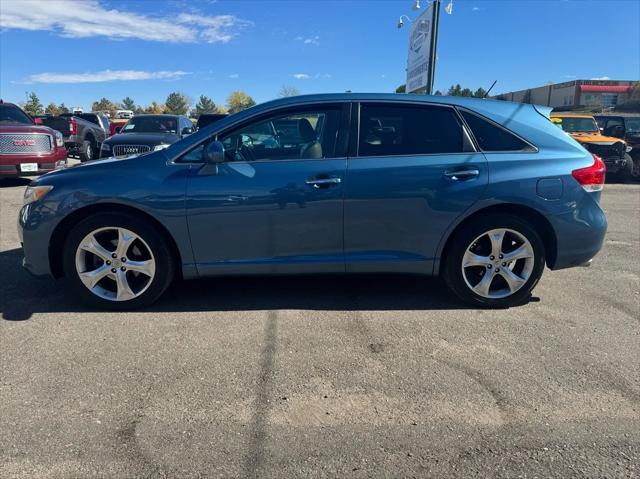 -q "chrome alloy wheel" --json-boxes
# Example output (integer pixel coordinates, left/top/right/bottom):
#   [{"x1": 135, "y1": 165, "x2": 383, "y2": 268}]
[
  {"x1": 74, "y1": 227, "x2": 156, "y2": 301},
  {"x1": 461, "y1": 228, "x2": 535, "y2": 299}
]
